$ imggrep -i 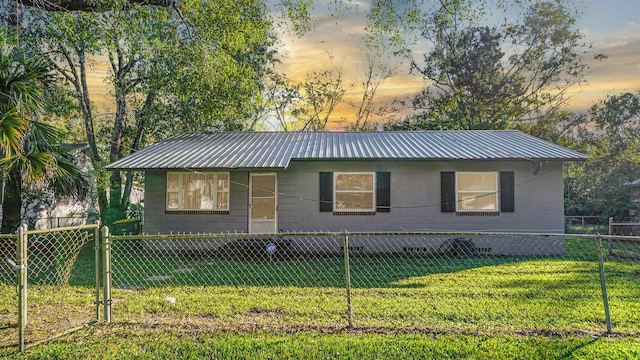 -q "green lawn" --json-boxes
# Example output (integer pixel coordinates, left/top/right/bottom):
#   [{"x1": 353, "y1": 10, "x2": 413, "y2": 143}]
[
  {"x1": 3, "y1": 324, "x2": 640, "y2": 359},
  {"x1": 1, "y1": 237, "x2": 639, "y2": 358},
  {"x1": 99, "y1": 258, "x2": 639, "y2": 332}
]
